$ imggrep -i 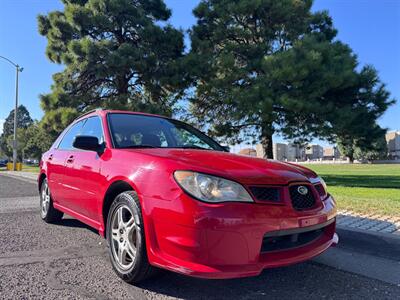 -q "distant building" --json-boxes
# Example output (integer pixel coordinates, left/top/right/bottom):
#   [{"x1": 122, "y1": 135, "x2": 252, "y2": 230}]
[
  {"x1": 386, "y1": 131, "x2": 400, "y2": 159},
  {"x1": 273, "y1": 143, "x2": 288, "y2": 161},
  {"x1": 256, "y1": 143, "x2": 304, "y2": 161},
  {"x1": 323, "y1": 147, "x2": 341, "y2": 159},
  {"x1": 305, "y1": 144, "x2": 323, "y2": 160},
  {"x1": 238, "y1": 148, "x2": 257, "y2": 157},
  {"x1": 287, "y1": 143, "x2": 305, "y2": 161},
  {"x1": 255, "y1": 142, "x2": 325, "y2": 161},
  {"x1": 255, "y1": 144, "x2": 265, "y2": 158}
]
